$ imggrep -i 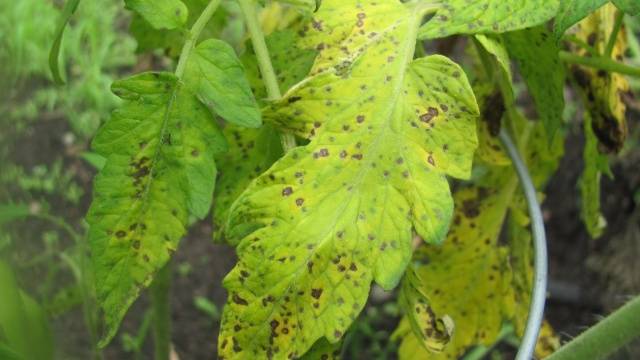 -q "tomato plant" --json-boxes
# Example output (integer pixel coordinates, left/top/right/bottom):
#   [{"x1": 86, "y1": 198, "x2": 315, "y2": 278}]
[{"x1": 41, "y1": 0, "x2": 640, "y2": 359}]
